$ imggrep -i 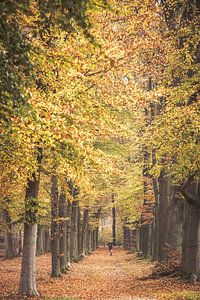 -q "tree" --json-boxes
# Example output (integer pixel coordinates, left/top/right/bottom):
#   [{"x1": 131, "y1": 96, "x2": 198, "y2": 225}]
[
  {"x1": 51, "y1": 172, "x2": 61, "y2": 277},
  {"x1": 19, "y1": 148, "x2": 42, "y2": 296}
]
